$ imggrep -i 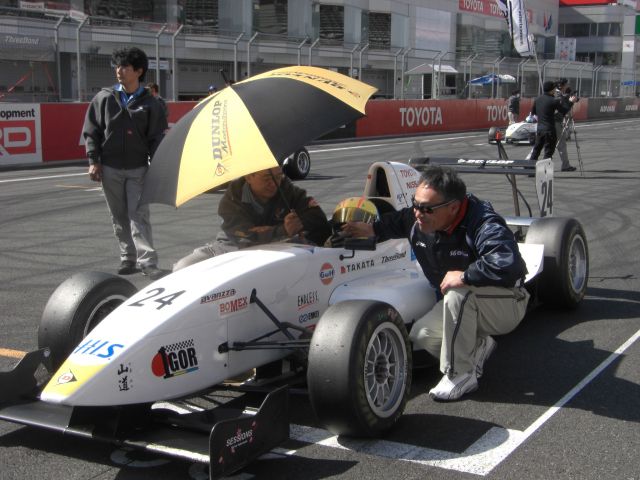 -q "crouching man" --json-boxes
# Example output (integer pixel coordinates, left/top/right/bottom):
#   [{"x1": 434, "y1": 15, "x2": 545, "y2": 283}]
[{"x1": 343, "y1": 166, "x2": 530, "y2": 401}]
